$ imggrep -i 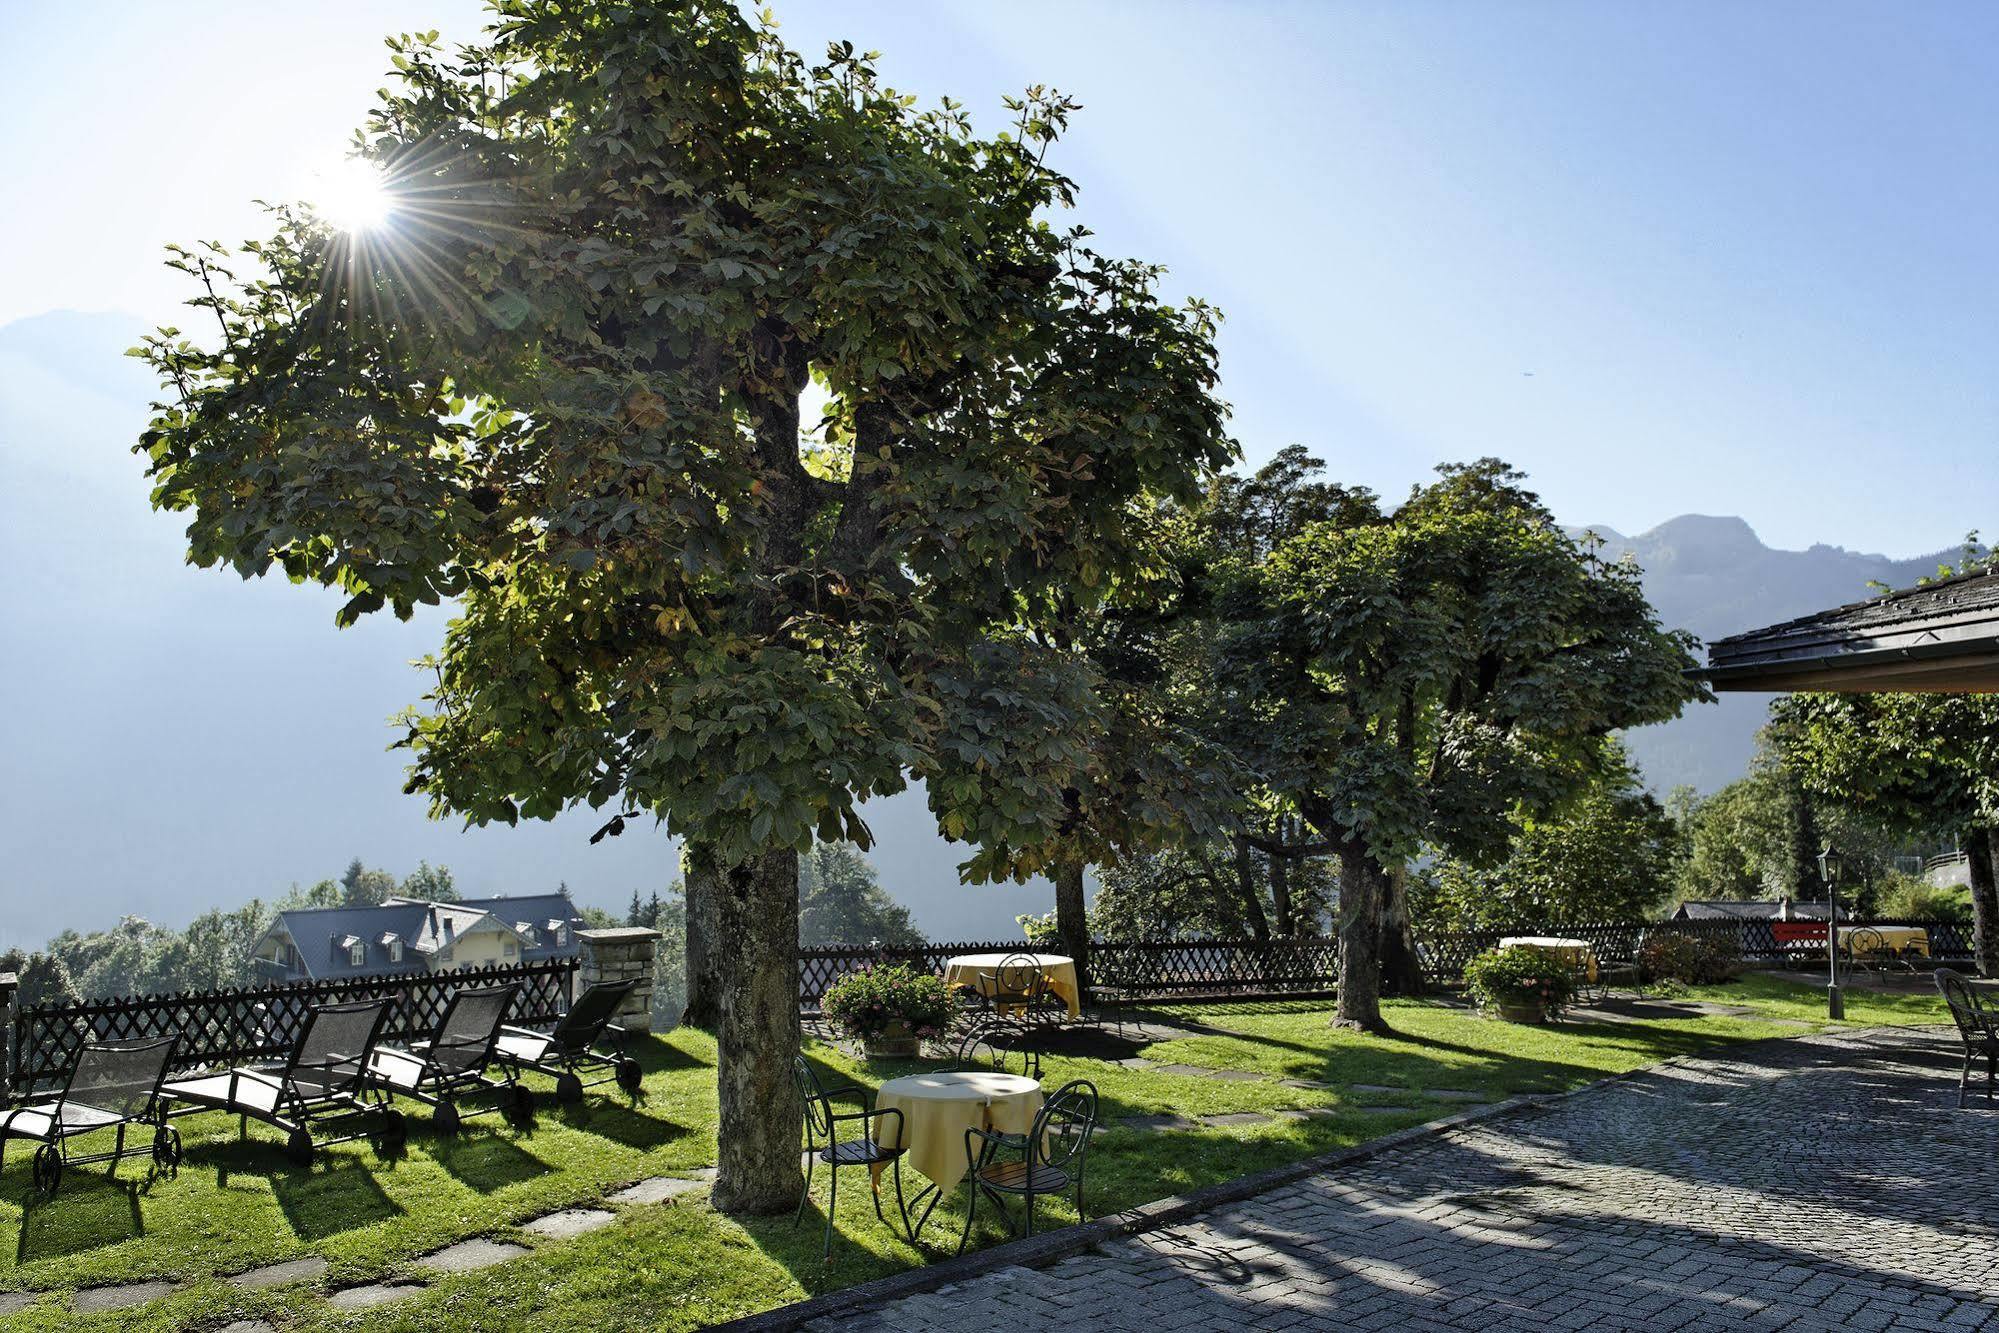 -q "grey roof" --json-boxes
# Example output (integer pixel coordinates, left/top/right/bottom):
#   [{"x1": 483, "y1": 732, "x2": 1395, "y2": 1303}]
[
  {"x1": 260, "y1": 892, "x2": 585, "y2": 979},
  {"x1": 1703, "y1": 566, "x2": 1999, "y2": 692}
]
